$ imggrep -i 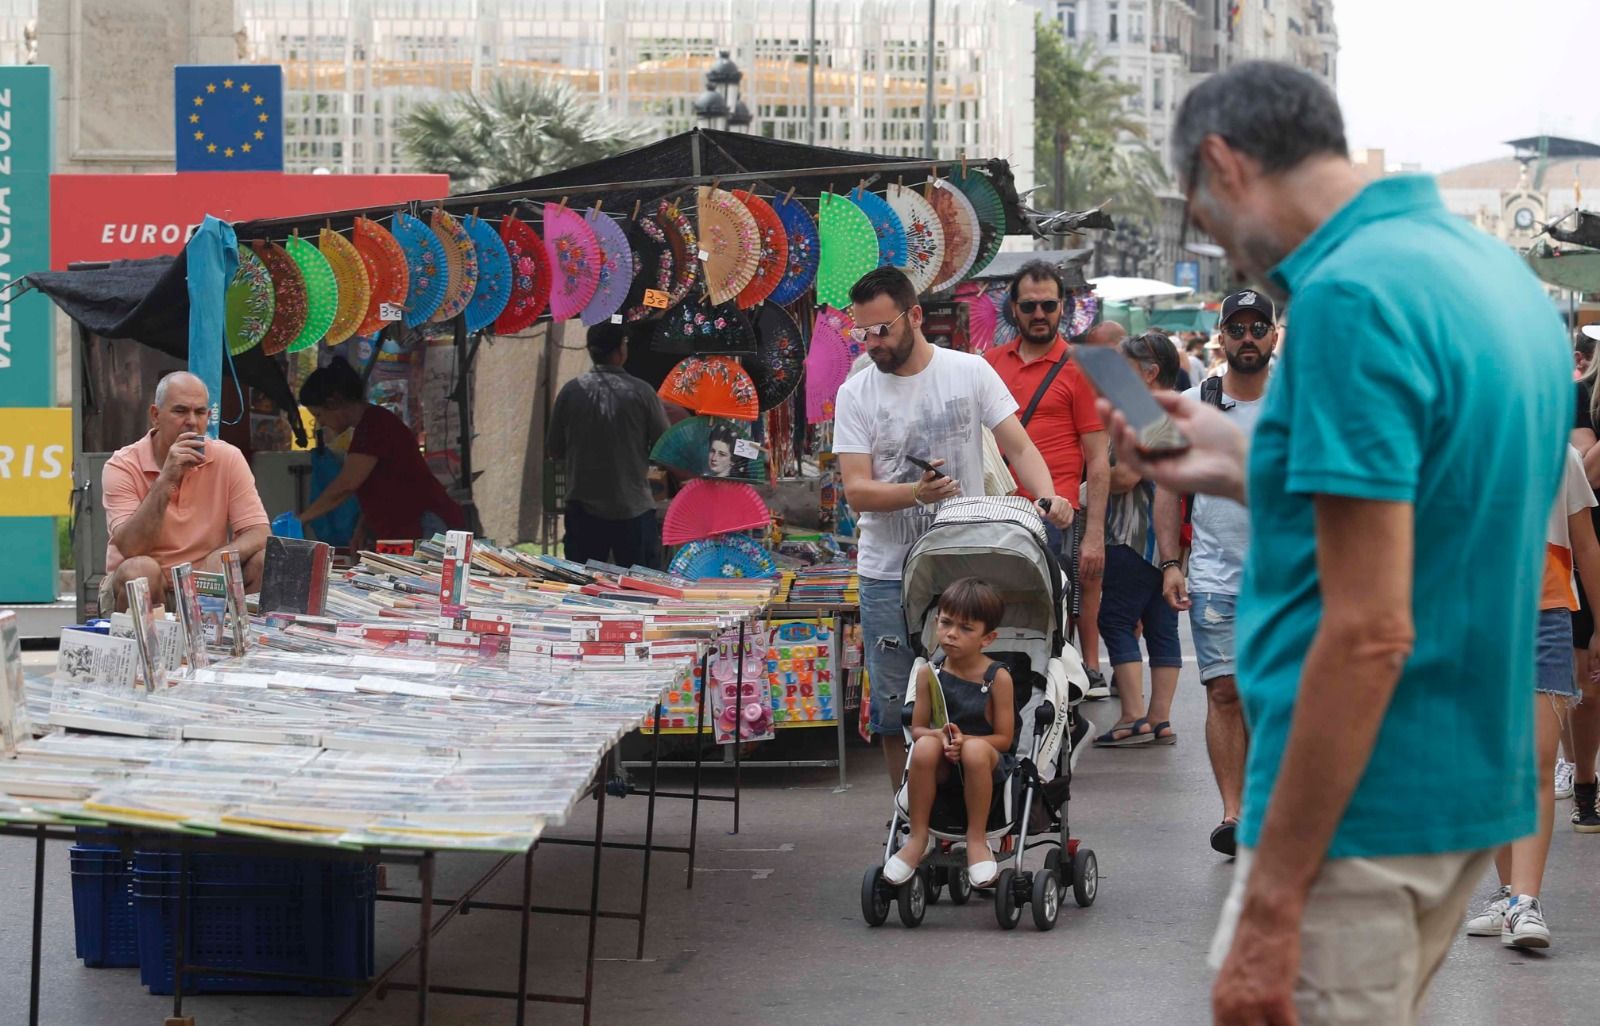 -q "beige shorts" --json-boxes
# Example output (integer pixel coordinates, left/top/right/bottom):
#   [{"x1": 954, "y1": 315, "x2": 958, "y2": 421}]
[{"x1": 1209, "y1": 845, "x2": 1493, "y2": 1026}]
